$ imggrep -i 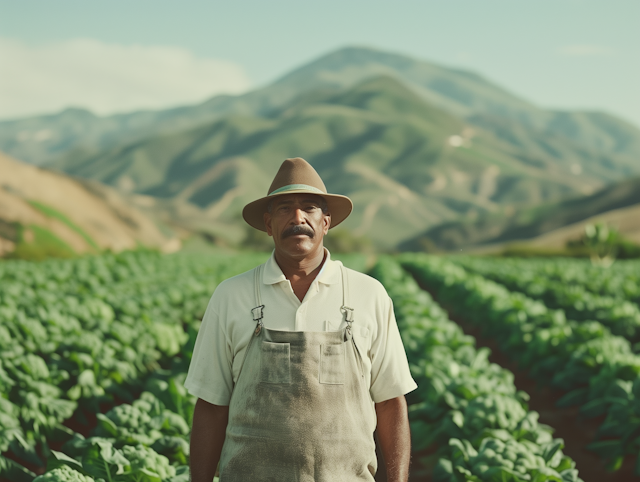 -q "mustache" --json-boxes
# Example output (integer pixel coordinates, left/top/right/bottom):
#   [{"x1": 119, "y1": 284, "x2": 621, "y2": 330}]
[{"x1": 283, "y1": 225, "x2": 315, "y2": 238}]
